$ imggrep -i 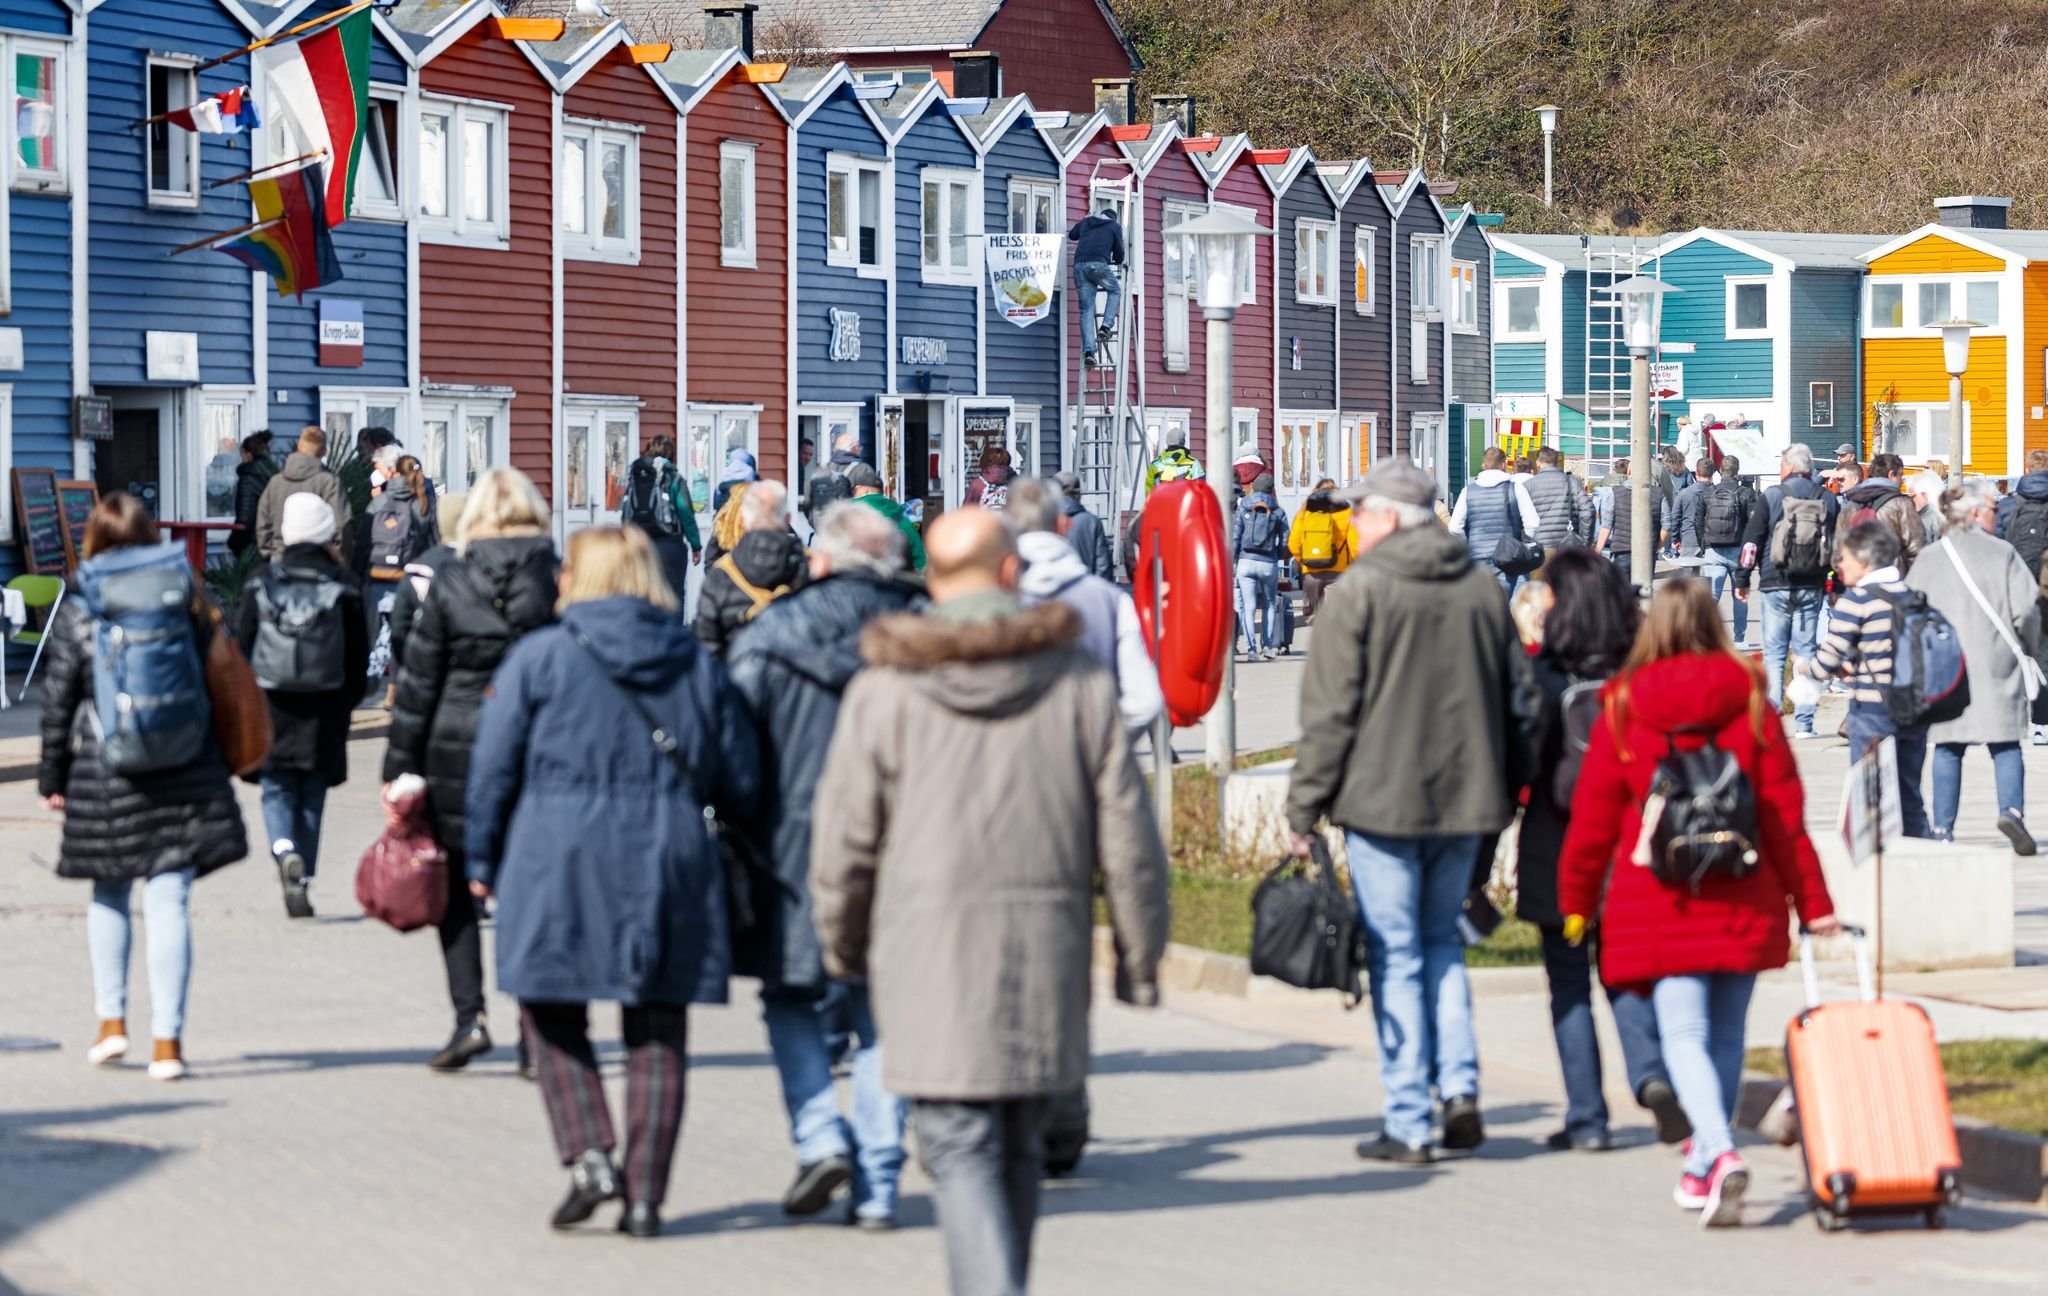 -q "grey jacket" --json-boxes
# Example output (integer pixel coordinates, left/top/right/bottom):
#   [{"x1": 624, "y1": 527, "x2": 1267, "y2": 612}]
[
  {"x1": 1523, "y1": 467, "x2": 1590, "y2": 550},
  {"x1": 254, "y1": 452, "x2": 353, "y2": 560},
  {"x1": 810, "y1": 598, "x2": 1169, "y2": 1100},
  {"x1": 1287, "y1": 523, "x2": 1519, "y2": 838},
  {"x1": 1907, "y1": 528, "x2": 2041, "y2": 745}
]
